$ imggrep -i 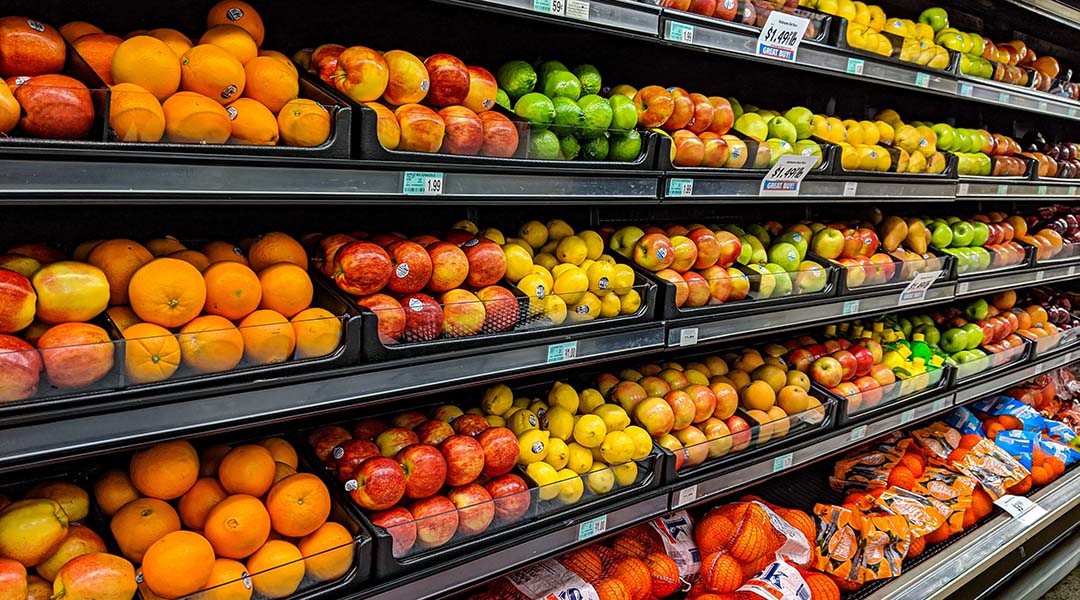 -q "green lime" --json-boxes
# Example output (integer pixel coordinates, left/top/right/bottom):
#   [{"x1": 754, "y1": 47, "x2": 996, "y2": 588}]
[
  {"x1": 559, "y1": 134, "x2": 581, "y2": 161},
  {"x1": 514, "y1": 92, "x2": 556, "y2": 130},
  {"x1": 608, "y1": 130, "x2": 641, "y2": 162},
  {"x1": 728, "y1": 97, "x2": 744, "y2": 121},
  {"x1": 608, "y1": 94, "x2": 637, "y2": 132},
  {"x1": 576, "y1": 94, "x2": 613, "y2": 139},
  {"x1": 543, "y1": 71, "x2": 582, "y2": 101},
  {"x1": 536, "y1": 60, "x2": 569, "y2": 84},
  {"x1": 497, "y1": 60, "x2": 537, "y2": 101},
  {"x1": 581, "y1": 135, "x2": 609, "y2": 161},
  {"x1": 573, "y1": 64, "x2": 602, "y2": 96},
  {"x1": 528, "y1": 129, "x2": 561, "y2": 160},
  {"x1": 551, "y1": 97, "x2": 585, "y2": 137},
  {"x1": 495, "y1": 88, "x2": 511, "y2": 111}
]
